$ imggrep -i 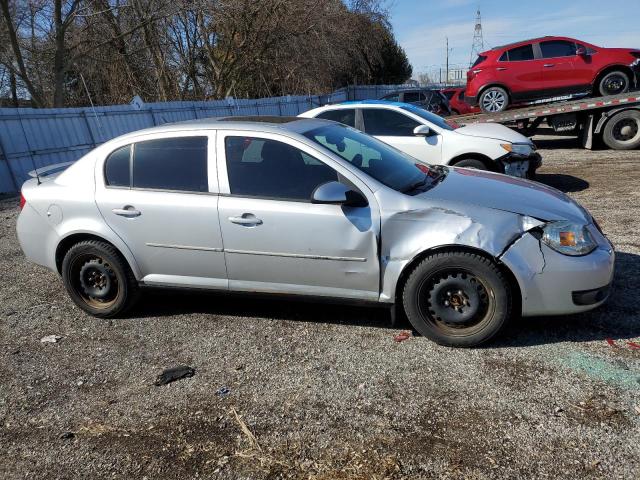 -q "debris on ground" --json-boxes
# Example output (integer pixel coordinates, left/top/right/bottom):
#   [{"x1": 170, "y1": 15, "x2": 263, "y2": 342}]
[
  {"x1": 59, "y1": 432, "x2": 75, "y2": 440},
  {"x1": 393, "y1": 331, "x2": 412, "y2": 343},
  {"x1": 230, "y1": 407, "x2": 261, "y2": 452},
  {"x1": 606, "y1": 338, "x2": 618, "y2": 348},
  {"x1": 154, "y1": 365, "x2": 195, "y2": 386},
  {"x1": 627, "y1": 341, "x2": 640, "y2": 350},
  {"x1": 40, "y1": 334, "x2": 62, "y2": 343},
  {"x1": 215, "y1": 386, "x2": 231, "y2": 397}
]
